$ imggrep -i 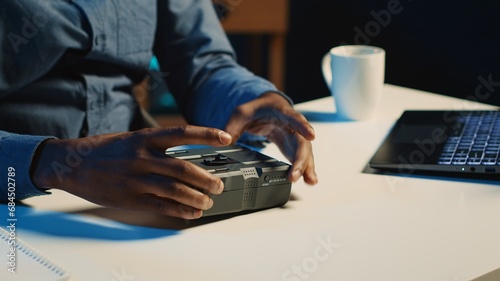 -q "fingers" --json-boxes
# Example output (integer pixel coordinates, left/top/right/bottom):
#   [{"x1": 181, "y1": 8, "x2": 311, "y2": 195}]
[
  {"x1": 145, "y1": 126, "x2": 233, "y2": 149},
  {"x1": 150, "y1": 156, "x2": 224, "y2": 195},
  {"x1": 134, "y1": 126, "x2": 230, "y2": 218},
  {"x1": 224, "y1": 107, "x2": 249, "y2": 143},
  {"x1": 128, "y1": 126, "x2": 229, "y2": 195},
  {"x1": 150, "y1": 177, "x2": 216, "y2": 209},
  {"x1": 269, "y1": 129, "x2": 318, "y2": 185},
  {"x1": 289, "y1": 145, "x2": 318, "y2": 185},
  {"x1": 224, "y1": 91, "x2": 318, "y2": 185},
  {"x1": 126, "y1": 175, "x2": 220, "y2": 219},
  {"x1": 288, "y1": 139, "x2": 317, "y2": 184},
  {"x1": 256, "y1": 92, "x2": 315, "y2": 141},
  {"x1": 224, "y1": 93, "x2": 315, "y2": 142},
  {"x1": 138, "y1": 194, "x2": 204, "y2": 219},
  {"x1": 281, "y1": 110, "x2": 316, "y2": 141}
]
